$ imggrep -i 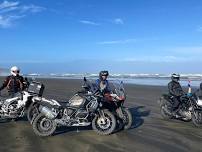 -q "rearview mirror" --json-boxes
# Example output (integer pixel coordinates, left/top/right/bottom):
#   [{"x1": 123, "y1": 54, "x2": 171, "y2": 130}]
[
  {"x1": 84, "y1": 77, "x2": 87, "y2": 82},
  {"x1": 26, "y1": 77, "x2": 35, "y2": 83}
]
